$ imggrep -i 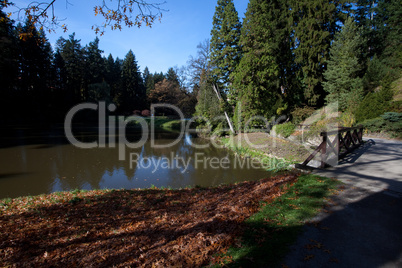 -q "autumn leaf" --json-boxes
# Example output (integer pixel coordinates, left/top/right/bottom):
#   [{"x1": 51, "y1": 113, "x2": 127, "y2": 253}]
[{"x1": 304, "y1": 254, "x2": 315, "y2": 261}]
